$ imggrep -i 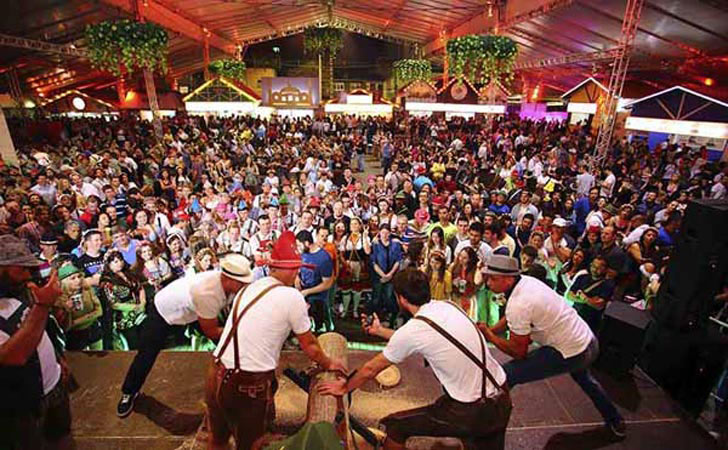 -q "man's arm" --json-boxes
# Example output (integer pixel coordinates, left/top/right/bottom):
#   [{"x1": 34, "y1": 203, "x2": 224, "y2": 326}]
[
  {"x1": 297, "y1": 330, "x2": 343, "y2": 372},
  {"x1": 198, "y1": 317, "x2": 224, "y2": 341},
  {"x1": 302, "y1": 275, "x2": 333, "y2": 297},
  {"x1": 318, "y1": 353, "x2": 393, "y2": 396},
  {"x1": 479, "y1": 316, "x2": 507, "y2": 335},
  {"x1": 482, "y1": 326, "x2": 531, "y2": 360},
  {"x1": 0, "y1": 273, "x2": 61, "y2": 366}
]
